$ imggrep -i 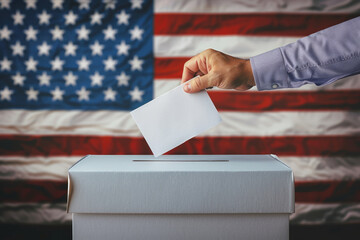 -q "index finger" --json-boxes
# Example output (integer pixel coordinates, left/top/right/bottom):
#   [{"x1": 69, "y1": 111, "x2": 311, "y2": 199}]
[{"x1": 181, "y1": 57, "x2": 198, "y2": 84}]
